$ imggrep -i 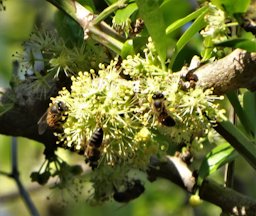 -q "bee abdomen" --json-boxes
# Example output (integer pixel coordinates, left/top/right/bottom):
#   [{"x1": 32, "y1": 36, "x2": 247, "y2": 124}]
[
  {"x1": 88, "y1": 128, "x2": 103, "y2": 148},
  {"x1": 86, "y1": 148, "x2": 101, "y2": 162},
  {"x1": 160, "y1": 114, "x2": 176, "y2": 127},
  {"x1": 85, "y1": 128, "x2": 104, "y2": 170}
]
